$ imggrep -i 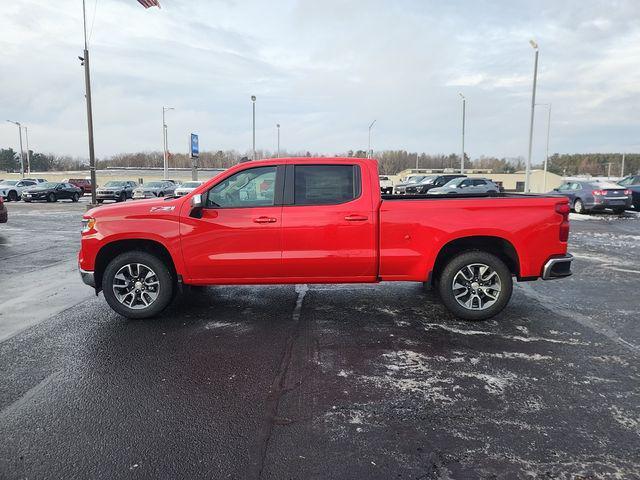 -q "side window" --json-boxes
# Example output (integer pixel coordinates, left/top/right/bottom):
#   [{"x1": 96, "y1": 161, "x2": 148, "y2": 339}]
[
  {"x1": 460, "y1": 179, "x2": 473, "y2": 188},
  {"x1": 435, "y1": 177, "x2": 448, "y2": 186},
  {"x1": 293, "y1": 165, "x2": 359, "y2": 205},
  {"x1": 207, "y1": 166, "x2": 276, "y2": 208},
  {"x1": 571, "y1": 183, "x2": 582, "y2": 190},
  {"x1": 472, "y1": 179, "x2": 486, "y2": 186}
]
